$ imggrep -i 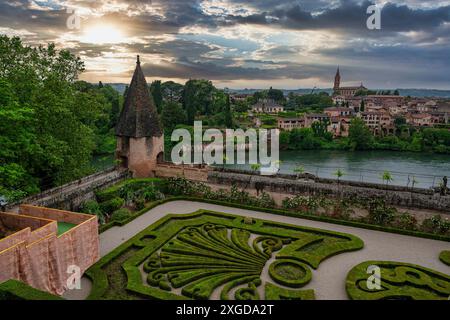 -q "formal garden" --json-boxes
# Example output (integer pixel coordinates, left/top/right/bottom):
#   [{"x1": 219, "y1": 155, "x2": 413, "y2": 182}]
[
  {"x1": 80, "y1": 177, "x2": 450, "y2": 239},
  {"x1": 68, "y1": 177, "x2": 450, "y2": 300},
  {"x1": 1, "y1": 177, "x2": 448, "y2": 300},
  {"x1": 86, "y1": 210, "x2": 363, "y2": 300}
]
